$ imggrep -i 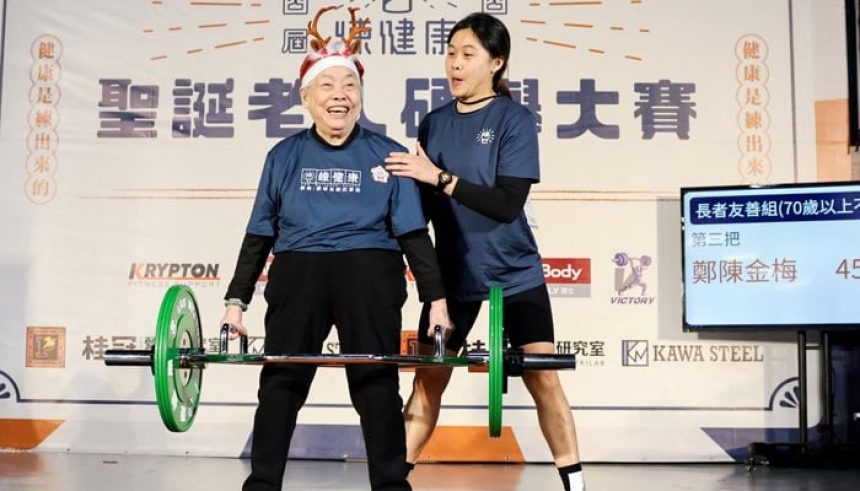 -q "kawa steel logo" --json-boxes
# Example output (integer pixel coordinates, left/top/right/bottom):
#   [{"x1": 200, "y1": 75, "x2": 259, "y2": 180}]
[
  {"x1": 621, "y1": 340, "x2": 650, "y2": 367},
  {"x1": 622, "y1": 340, "x2": 765, "y2": 367},
  {"x1": 543, "y1": 258, "x2": 591, "y2": 297}
]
